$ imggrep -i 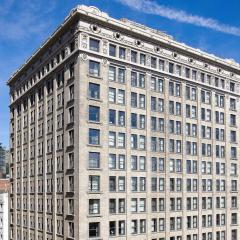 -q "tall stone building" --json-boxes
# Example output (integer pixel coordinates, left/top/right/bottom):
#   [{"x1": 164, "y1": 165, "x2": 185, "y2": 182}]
[{"x1": 8, "y1": 5, "x2": 240, "y2": 240}]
